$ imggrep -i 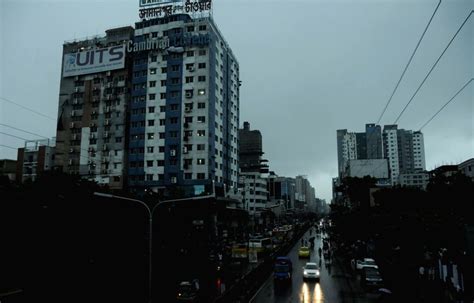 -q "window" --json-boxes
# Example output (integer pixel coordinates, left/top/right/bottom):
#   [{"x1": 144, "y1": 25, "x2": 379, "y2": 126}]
[
  {"x1": 157, "y1": 160, "x2": 165, "y2": 166},
  {"x1": 187, "y1": 51, "x2": 194, "y2": 57},
  {"x1": 170, "y1": 104, "x2": 178, "y2": 111},
  {"x1": 197, "y1": 159, "x2": 205, "y2": 165},
  {"x1": 149, "y1": 81, "x2": 156, "y2": 87},
  {"x1": 197, "y1": 173, "x2": 206, "y2": 179},
  {"x1": 198, "y1": 76, "x2": 206, "y2": 82},
  {"x1": 198, "y1": 62, "x2": 206, "y2": 69},
  {"x1": 170, "y1": 117, "x2": 178, "y2": 124},
  {"x1": 197, "y1": 144, "x2": 205, "y2": 151},
  {"x1": 150, "y1": 68, "x2": 157, "y2": 75},
  {"x1": 184, "y1": 144, "x2": 192, "y2": 151},
  {"x1": 147, "y1": 174, "x2": 154, "y2": 181},
  {"x1": 147, "y1": 133, "x2": 155, "y2": 140},
  {"x1": 197, "y1": 130, "x2": 205, "y2": 136},
  {"x1": 197, "y1": 116, "x2": 205, "y2": 123},
  {"x1": 187, "y1": 26, "x2": 195, "y2": 32},
  {"x1": 184, "y1": 130, "x2": 193, "y2": 137},
  {"x1": 160, "y1": 106, "x2": 166, "y2": 112},
  {"x1": 159, "y1": 132, "x2": 165, "y2": 139},
  {"x1": 184, "y1": 159, "x2": 193, "y2": 165},
  {"x1": 186, "y1": 63, "x2": 195, "y2": 71},
  {"x1": 198, "y1": 102, "x2": 206, "y2": 109},
  {"x1": 115, "y1": 137, "x2": 122, "y2": 143},
  {"x1": 198, "y1": 49, "x2": 206, "y2": 56},
  {"x1": 148, "y1": 120, "x2": 155, "y2": 126},
  {"x1": 185, "y1": 76, "x2": 194, "y2": 83},
  {"x1": 158, "y1": 174, "x2": 165, "y2": 180},
  {"x1": 169, "y1": 131, "x2": 178, "y2": 138},
  {"x1": 185, "y1": 173, "x2": 192, "y2": 179},
  {"x1": 160, "y1": 93, "x2": 166, "y2": 99},
  {"x1": 161, "y1": 80, "x2": 166, "y2": 86},
  {"x1": 161, "y1": 67, "x2": 167, "y2": 74},
  {"x1": 148, "y1": 106, "x2": 155, "y2": 113},
  {"x1": 185, "y1": 117, "x2": 193, "y2": 123},
  {"x1": 149, "y1": 94, "x2": 156, "y2": 100},
  {"x1": 171, "y1": 65, "x2": 180, "y2": 72},
  {"x1": 198, "y1": 89, "x2": 206, "y2": 96},
  {"x1": 147, "y1": 161, "x2": 153, "y2": 167},
  {"x1": 147, "y1": 147, "x2": 154, "y2": 153},
  {"x1": 159, "y1": 146, "x2": 165, "y2": 153},
  {"x1": 160, "y1": 119, "x2": 166, "y2": 126},
  {"x1": 199, "y1": 25, "x2": 207, "y2": 31}
]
